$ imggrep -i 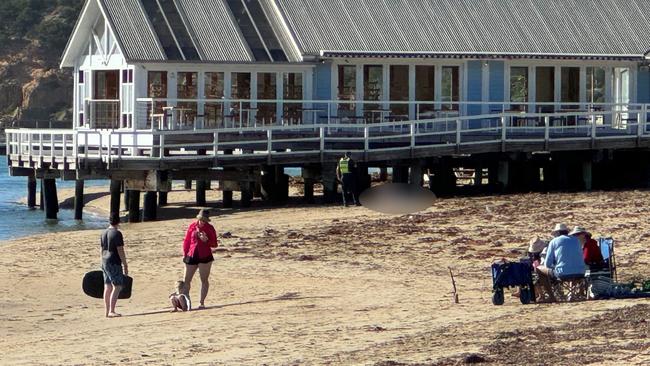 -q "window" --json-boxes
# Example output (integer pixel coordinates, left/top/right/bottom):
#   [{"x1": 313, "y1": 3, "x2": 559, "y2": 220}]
[
  {"x1": 536, "y1": 67, "x2": 555, "y2": 112},
  {"x1": 231, "y1": 72, "x2": 251, "y2": 124},
  {"x1": 510, "y1": 67, "x2": 528, "y2": 111},
  {"x1": 283, "y1": 73, "x2": 303, "y2": 124},
  {"x1": 586, "y1": 67, "x2": 605, "y2": 104},
  {"x1": 337, "y1": 65, "x2": 356, "y2": 113},
  {"x1": 364, "y1": 65, "x2": 383, "y2": 120},
  {"x1": 148, "y1": 71, "x2": 167, "y2": 98},
  {"x1": 390, "y1": 65, "x2": 409, "y2": 117},
  {"x1": 257, "y1": 72, "x2": 277, "y2": 124},
  {"x1": 146, "y1": 71, "x2": 167, "y2": 128},
  {"x1": 93, "y1": 70, "x2": 120, "y2": 129},
  {"x1": 561, "y1": 67, "x2": 580, "y2": 107},
  {"x1": 204, "y1": 72, "x2": 224, "y2": 127},
  {"x1": 177, "y1": 72, "x2": 197, "y2": 99},
  {"x1": 415, "y1": 66, "x2": 435, "y2": 116},
  {"x1": 441, "y1": 66, "x2": 459, "y2": 110},
  {"x1": 176, "y1": 72, "x2": 197, "y2": 128}
]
